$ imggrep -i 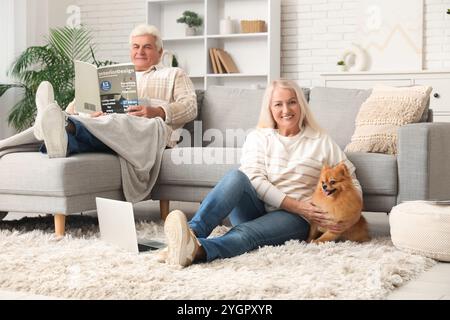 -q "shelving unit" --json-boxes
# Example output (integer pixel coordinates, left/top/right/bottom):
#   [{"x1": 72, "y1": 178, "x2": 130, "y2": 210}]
[{"x1": 147, "y1": 0, "x2": 280, "y2": 89}]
